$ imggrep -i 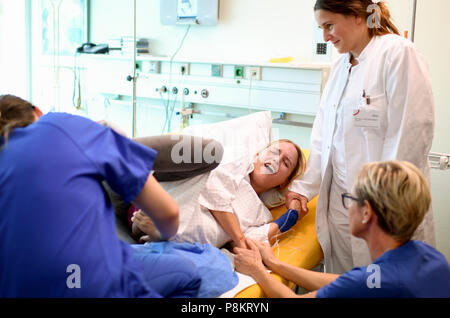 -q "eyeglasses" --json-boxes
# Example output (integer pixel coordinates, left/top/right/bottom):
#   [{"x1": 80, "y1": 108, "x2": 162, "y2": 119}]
[{"x1": 341, "y1": 193, "x2": 360, "y2": 209}]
